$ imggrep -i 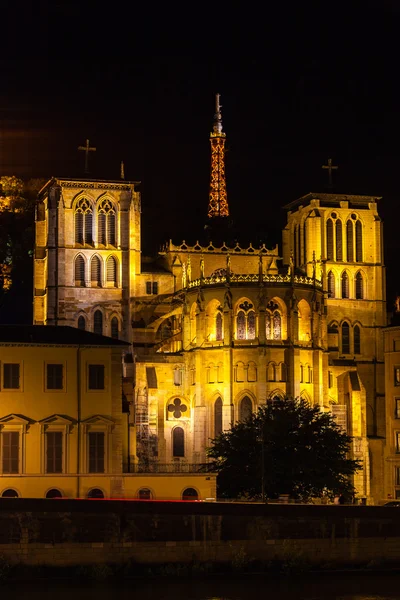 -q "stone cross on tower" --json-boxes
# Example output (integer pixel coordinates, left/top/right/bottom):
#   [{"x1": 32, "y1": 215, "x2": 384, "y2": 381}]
[
  {"x1": 78, "y1": 139, "x2": 97, "y2": 174},
  {"x1": 322, "y1": 158, "x2": 338, "y2": 189}
]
